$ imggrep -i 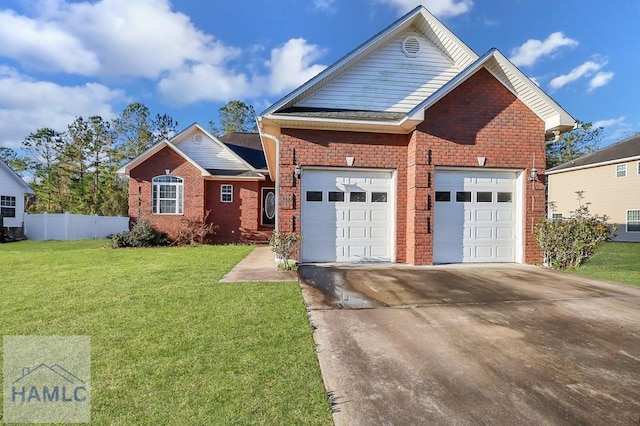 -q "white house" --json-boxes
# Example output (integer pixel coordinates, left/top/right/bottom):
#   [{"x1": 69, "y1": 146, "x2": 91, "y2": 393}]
[{"x1": 0, "y1": 159, "x2": 34, "y2": 239}]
